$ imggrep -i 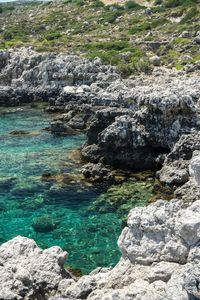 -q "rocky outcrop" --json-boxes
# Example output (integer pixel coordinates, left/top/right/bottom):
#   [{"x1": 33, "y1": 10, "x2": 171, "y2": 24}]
[
  {"x1": 82, "y1": 73, "x2": 200, "y2": 170},
  {"x1": 0, "y1": 48, "x2": 120, "y2": 106},
  {"x1": 0, "y1": 236, "x2": 71, "y2": 300},
  {"x1": 1, "y1": 49, "x2": 200, "y2": 299},
  {"x1": 158, "y1": 133, "x2": 200, "y2": 187}
]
